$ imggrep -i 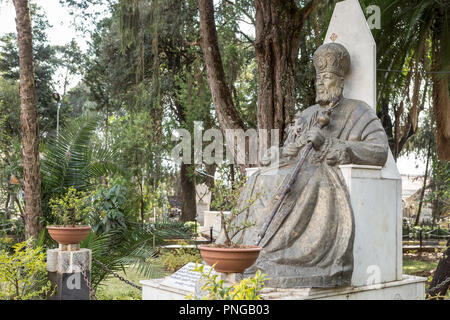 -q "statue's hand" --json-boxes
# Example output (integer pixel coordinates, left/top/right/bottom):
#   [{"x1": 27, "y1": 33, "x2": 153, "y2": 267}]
[
  {"x1": 281, "y1": 143, "x2": 300, "y2": 158},
  {"x1": 306, "y1": 127, "x2": 325, "y2": 150},
  {"x1": 326, "y1": 144, "x2": 351, "y2": 166}
]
